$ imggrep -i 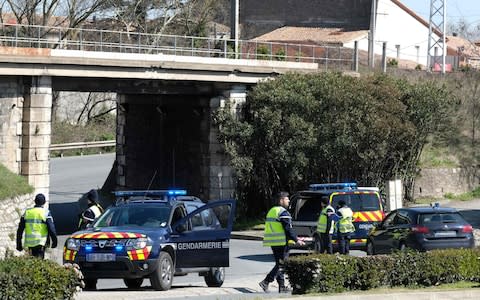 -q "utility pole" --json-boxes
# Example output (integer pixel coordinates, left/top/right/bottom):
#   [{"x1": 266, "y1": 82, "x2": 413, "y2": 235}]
[
  {"x1": 368, "y1": 0, "x2": 377, "y2": 68},
  {"x1": 231, "y1": 0, "x2": 240, "y2": 58},
  {"x1": 427, "y1": 0, "x2": 447, "y2": 74}
]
